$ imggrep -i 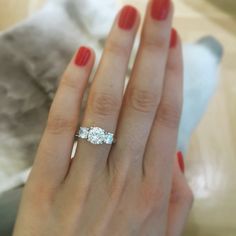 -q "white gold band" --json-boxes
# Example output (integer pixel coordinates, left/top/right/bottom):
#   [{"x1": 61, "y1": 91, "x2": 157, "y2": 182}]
[{"x1": 76, "y1": 127, "x2": 115, "y2": 145}]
